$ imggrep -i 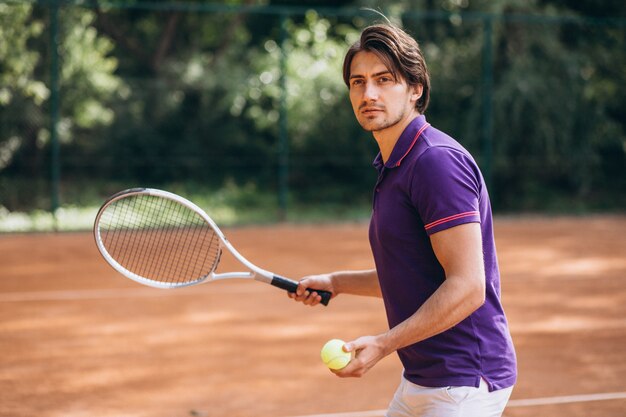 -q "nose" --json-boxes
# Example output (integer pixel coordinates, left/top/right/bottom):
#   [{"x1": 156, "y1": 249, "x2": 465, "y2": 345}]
[{"x1": 363, "y1": 81, "x2": 379, "y2": 102}]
